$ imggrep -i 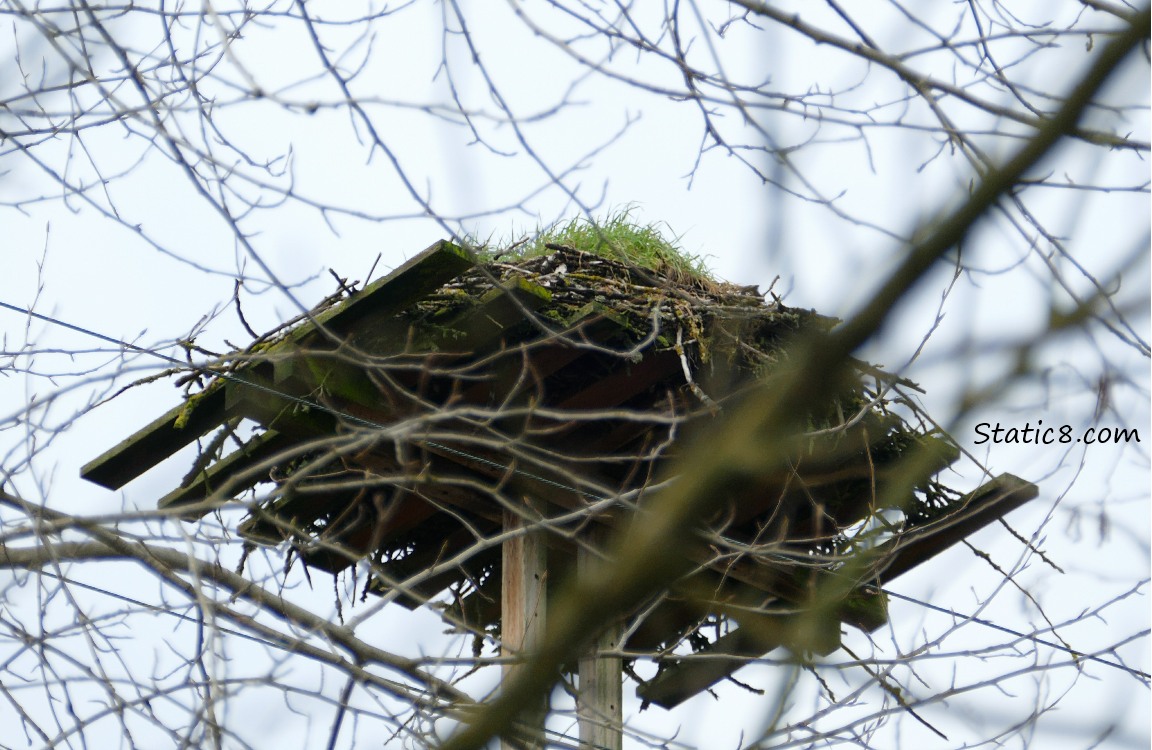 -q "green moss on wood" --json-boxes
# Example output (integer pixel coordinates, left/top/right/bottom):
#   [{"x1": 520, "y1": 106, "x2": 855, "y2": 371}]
[{"x1": 174, "y1": 386, "x2": 213, "y2": 430}]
